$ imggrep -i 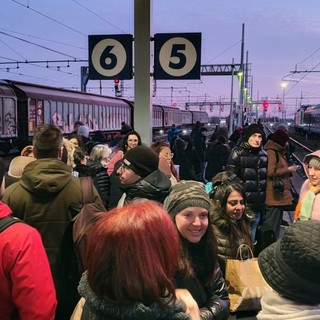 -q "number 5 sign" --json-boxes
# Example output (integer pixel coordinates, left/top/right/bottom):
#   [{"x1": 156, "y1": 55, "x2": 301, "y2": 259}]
[
  {"x1": 88, "y1": 34, "x2": 133, "y2": 80},
  {"x1": 154, "y1": 33, "x2": 201, "y2": 80}
]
